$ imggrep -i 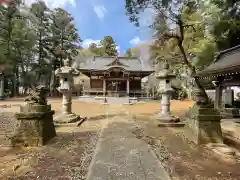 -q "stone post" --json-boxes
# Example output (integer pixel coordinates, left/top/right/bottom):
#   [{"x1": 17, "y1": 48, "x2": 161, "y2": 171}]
[
  {"x1": 11, "y1": 85, "x2": 56, "y2": 147},
  {"x1": 0, "y1": 72, "x2": 4, "y2": 100},
  {"x1": 54, "y1": 58, "x2": 81, "y2": 124},
  {"x1": 153, "y1": 62, "x2": 179, "y2": 124}
]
